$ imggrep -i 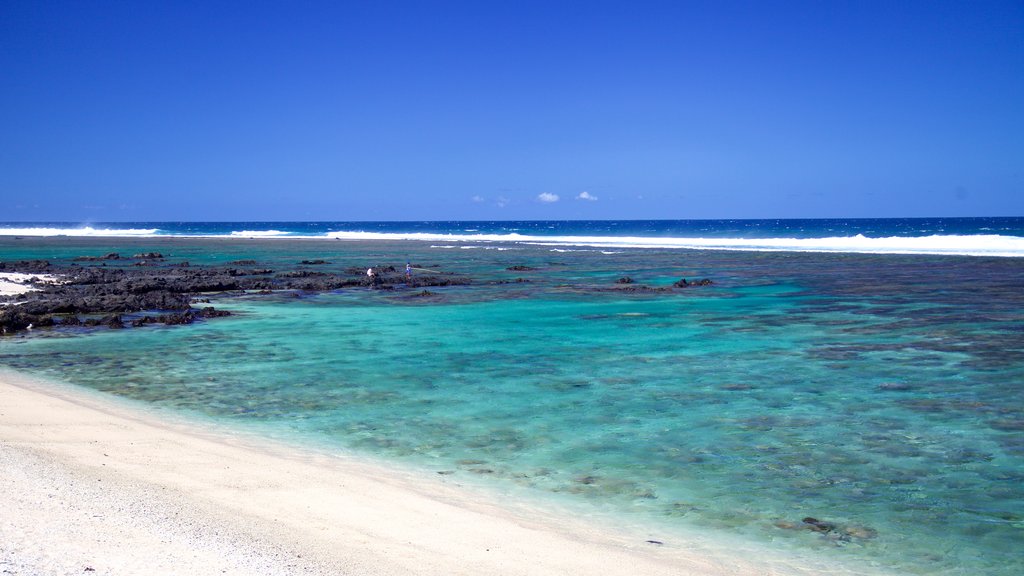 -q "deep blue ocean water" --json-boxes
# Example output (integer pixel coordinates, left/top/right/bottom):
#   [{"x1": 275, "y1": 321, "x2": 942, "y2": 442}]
[{"x1": 2, "y1": 218, "x2": 1022, "y2": 574}]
